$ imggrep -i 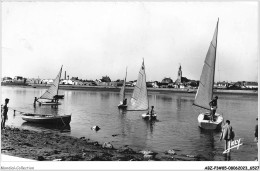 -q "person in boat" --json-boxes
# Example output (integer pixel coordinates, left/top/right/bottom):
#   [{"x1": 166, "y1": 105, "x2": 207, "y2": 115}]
[
  {"x1": 123, "y1": 98, "x2": 127, "y2": 105},
  {"x1": 150, "y1": 106, "x2": 155, "y2": 117},
  {"x1": 220, "y1": 120, "x2": 233, "y2": 154},
  {"x1": 209, "y1": 96, "x2": 218, "y2": 121},
  {"x1": 1, "y1": 98, "x2": 9, "y2": 130}
]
